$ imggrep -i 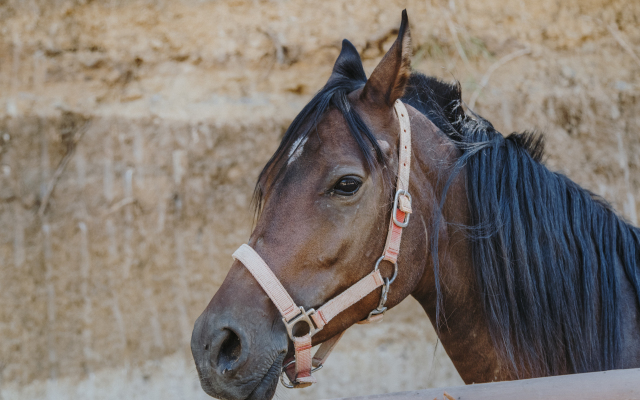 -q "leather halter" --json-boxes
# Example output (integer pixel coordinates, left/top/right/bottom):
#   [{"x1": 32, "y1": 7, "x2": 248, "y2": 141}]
[{"x1": 232, "y1": 100, "x2": 412, "y2": 388}]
